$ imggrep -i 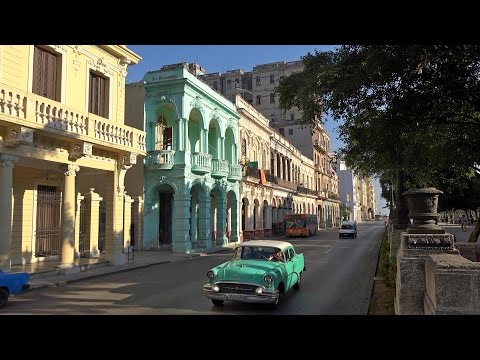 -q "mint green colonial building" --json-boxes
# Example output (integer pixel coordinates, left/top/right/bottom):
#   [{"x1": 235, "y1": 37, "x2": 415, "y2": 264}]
[{"x1": 127, "y1": 63, "x2": 242, "y2": 253}]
